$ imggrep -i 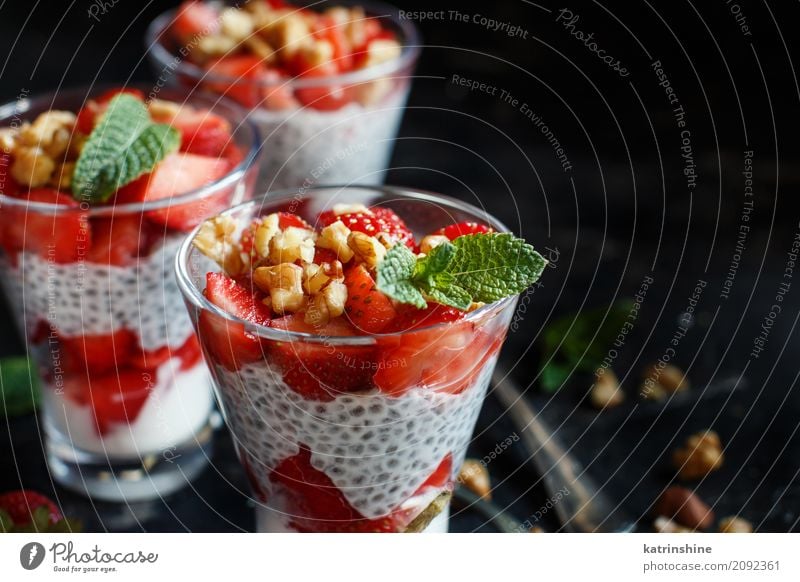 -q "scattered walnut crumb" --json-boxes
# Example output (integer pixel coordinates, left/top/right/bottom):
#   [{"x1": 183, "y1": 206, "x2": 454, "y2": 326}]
[
  {"x1": 719, "y1": 516, "x2": 753, "y2": 533},
  {"x1": 672, "y1": 430, "x2": 724, "y2": 480},
  {"x1": 642, "y1": 363, "x2": 689, "y2": 400},
  {"x1": 590, "y1": 368, "x2": 624, "y2": 409},
  {"x1": 457, "y1": 459, "x2": 491, "y2": 500}
]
